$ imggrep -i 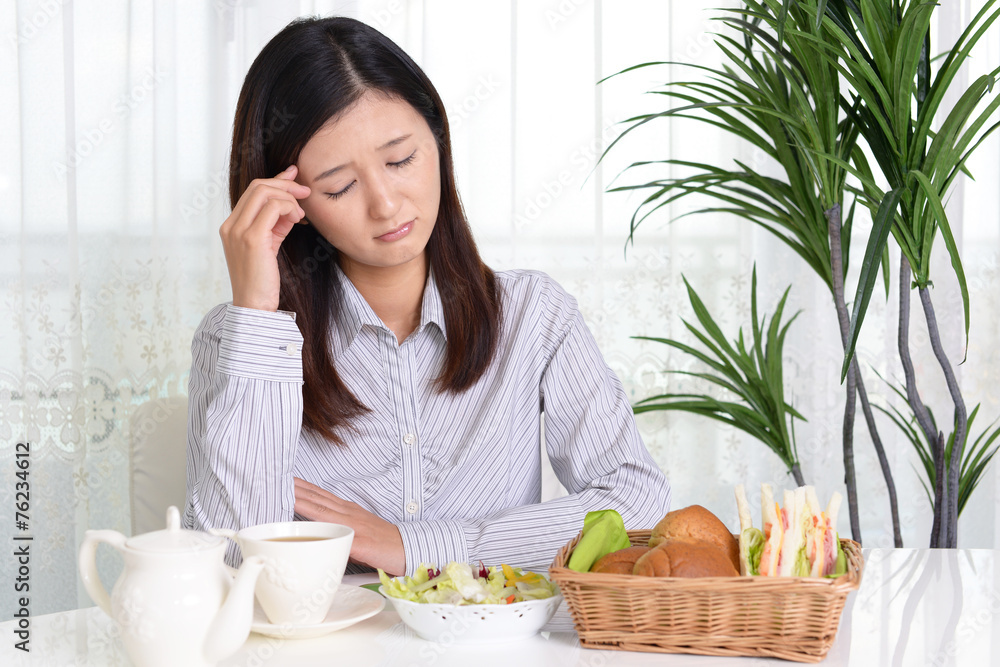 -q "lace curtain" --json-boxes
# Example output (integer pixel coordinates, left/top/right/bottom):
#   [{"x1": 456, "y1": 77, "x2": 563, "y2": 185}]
[{"x1": 2, "y1": 0, "x2": 998, "y2": 617}]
